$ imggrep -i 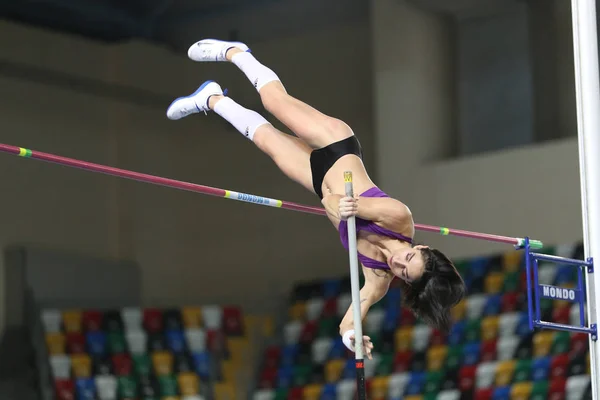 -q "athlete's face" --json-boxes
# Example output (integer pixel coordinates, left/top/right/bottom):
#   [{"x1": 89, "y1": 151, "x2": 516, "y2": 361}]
[{"x1": 387, "y1": 245, "x2": 429, "y2": 283}]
